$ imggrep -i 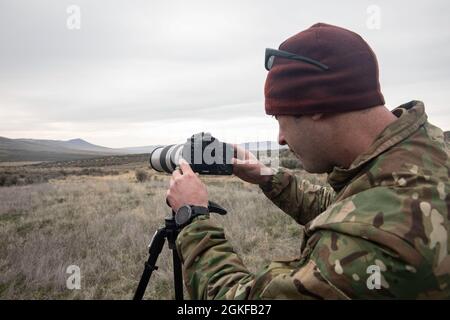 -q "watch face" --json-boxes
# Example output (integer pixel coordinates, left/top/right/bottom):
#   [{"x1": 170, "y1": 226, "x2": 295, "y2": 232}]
[{"x1": 175, "y1": 205, "x2": 192, "y2": 226}]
